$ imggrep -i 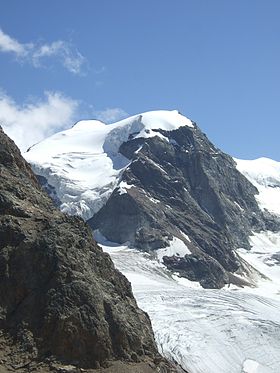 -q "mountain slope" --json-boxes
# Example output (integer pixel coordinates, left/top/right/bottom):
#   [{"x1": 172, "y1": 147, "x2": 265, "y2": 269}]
[
  {"x1": 0, "y1": 127, "x2": 177, "y2": 372},
  {"x1": 25, "y1": 110, "x2": 279, "y2": 288},
  {"x1": 235, "y1": 157, "x2": 280, "y2": 217}
]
